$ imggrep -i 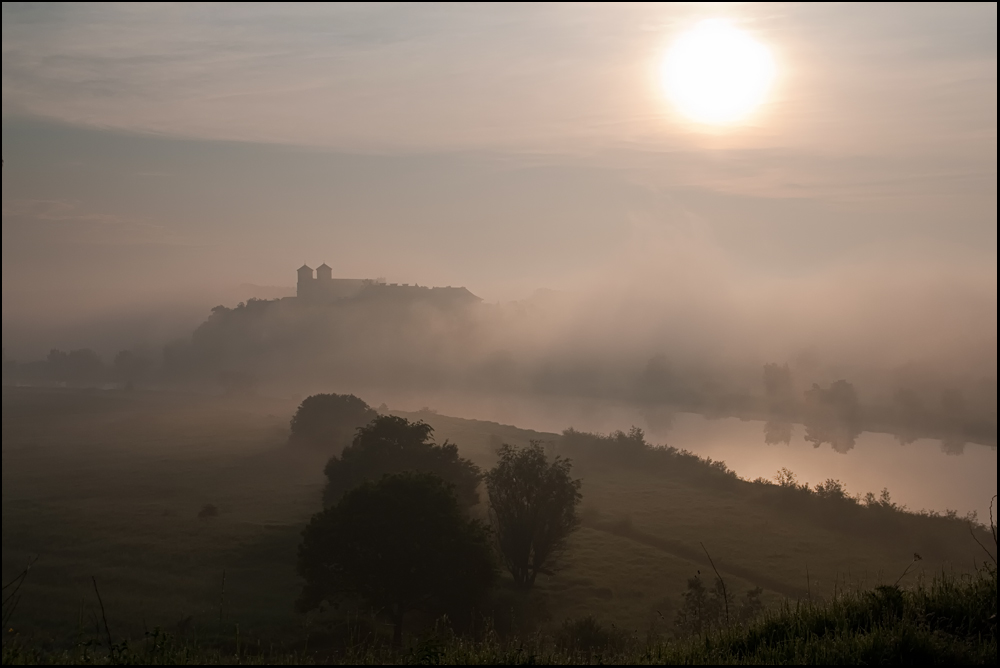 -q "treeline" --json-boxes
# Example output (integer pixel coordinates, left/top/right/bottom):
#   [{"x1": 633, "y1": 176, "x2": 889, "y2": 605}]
[
  {"x1": 3, "y1": 296, "x2": 995, "y2": 449},
  {"x1": 158, "y1": 302, "x2": 1000, "y2": 449},
  {"x1": 756, "y1": 363, "x2": 996, "y2": 453},
  {"x1": 2, "y1": 348, "x2": 154, "y2": 387}
]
